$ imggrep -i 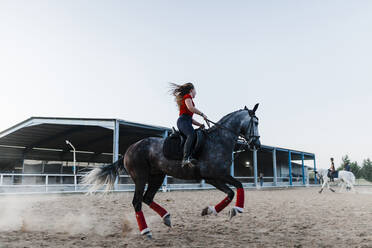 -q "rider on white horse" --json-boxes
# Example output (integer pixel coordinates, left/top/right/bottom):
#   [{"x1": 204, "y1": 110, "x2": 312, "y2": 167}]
[{"x1": 316, "y1": 168, "x2": 355, "y2": 194}]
